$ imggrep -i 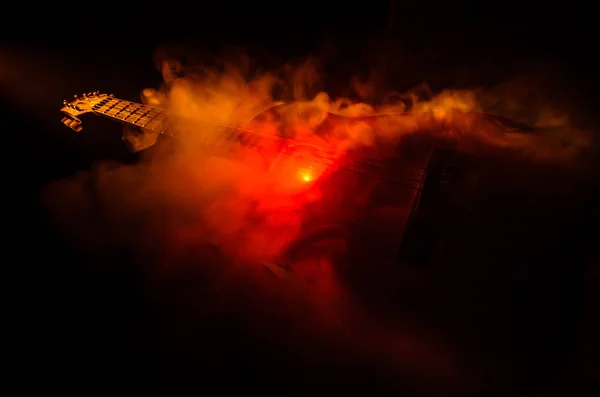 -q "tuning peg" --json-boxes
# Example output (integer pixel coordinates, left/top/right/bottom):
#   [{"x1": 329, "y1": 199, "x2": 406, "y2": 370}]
[
  {"x1": 74, "y1": 94, "x2": 79, "y2": 99},
  {"x1": 70, "y1": 121, "x2": 83, "y2": 132},
  {"x1": 63, "y1": 100, "x2": 67, "y2": 105},
  {"x1": 61, "y1": 117, "x2": 83, "y2": 132}
]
